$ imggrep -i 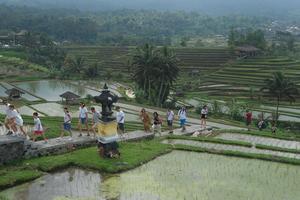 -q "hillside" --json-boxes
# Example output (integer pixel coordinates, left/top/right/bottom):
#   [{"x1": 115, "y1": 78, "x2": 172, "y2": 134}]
[
  {"x1": 65, "y1": 46, "x2": 300, "y2": 102},
  {"x1": 196, "y1": 56, "x2": 300, "y2": 101},
  {"x1": 64, "y1": 46, "x2": 233, "y2": 75},
  {"x1": 0, "y1": 50, "x2": 49, "y2": 81}
]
